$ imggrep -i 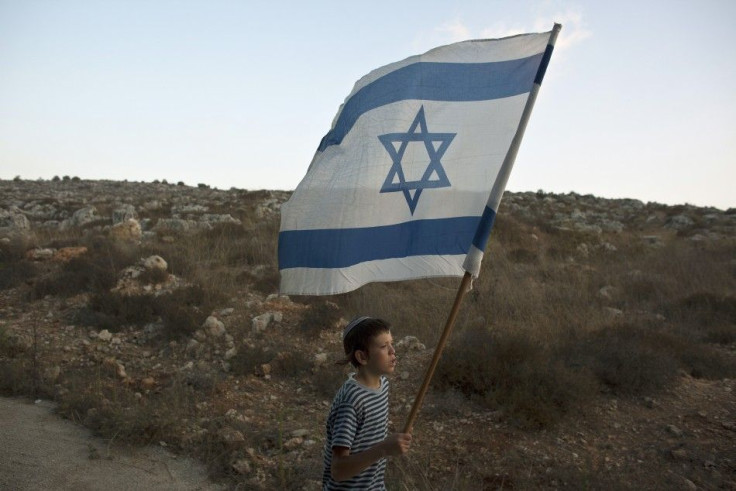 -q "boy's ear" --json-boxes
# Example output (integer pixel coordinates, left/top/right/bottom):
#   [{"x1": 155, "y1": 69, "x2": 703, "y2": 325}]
[{"x1": 354, "y1": 349, "x2": 369, "y2": 366}]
